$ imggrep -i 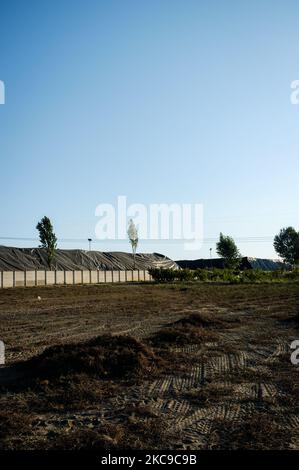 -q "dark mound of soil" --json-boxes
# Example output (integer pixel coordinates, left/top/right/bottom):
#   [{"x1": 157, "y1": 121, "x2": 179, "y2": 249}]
[
  {"x1": 149, "y1": 312, "x2": 220, "y2": 346},
  {"x1": 171, "y1": 312, "x2": 223, "y2": 329},
  {"x1": 24, "y1": 335, "x2": 158, "y2": 380},
  {"x1": 150, "y1": 325, "x2": 217, "y2": 346}
]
